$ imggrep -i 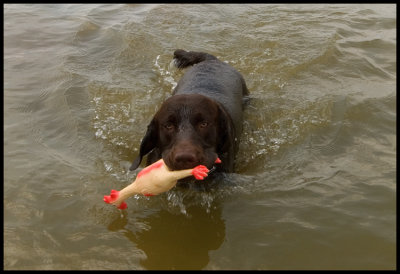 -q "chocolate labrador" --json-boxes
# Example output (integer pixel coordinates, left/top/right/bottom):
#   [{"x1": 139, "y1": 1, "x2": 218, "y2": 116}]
[{"x1": 129, "y1": 49, "x2": 248, "y2": 175}]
